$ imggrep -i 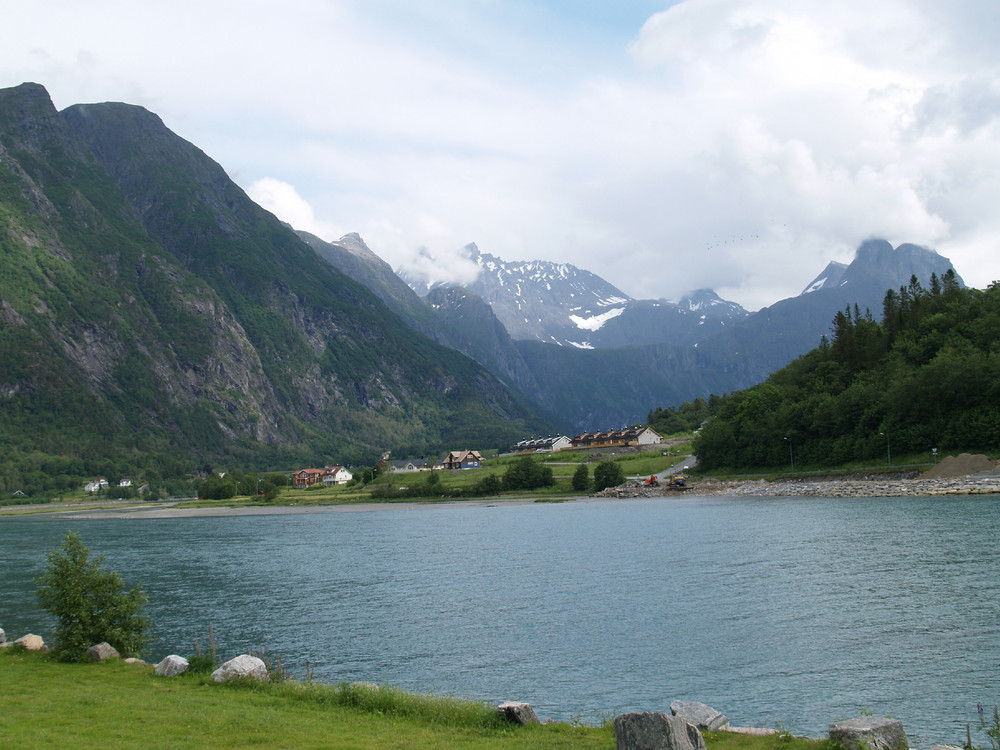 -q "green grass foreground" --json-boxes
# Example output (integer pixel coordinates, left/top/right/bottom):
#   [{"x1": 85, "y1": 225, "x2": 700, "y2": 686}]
[
  {"x1": 0, "y1": 650, "x2": 837, "y2": 750},
  {"x1": 0, "y1": 649, "x2": 609, "y2": 749}
]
